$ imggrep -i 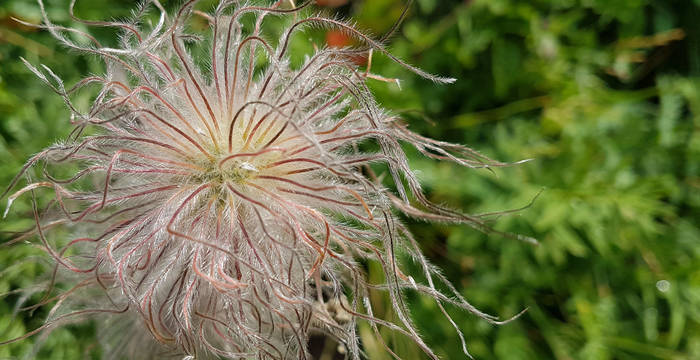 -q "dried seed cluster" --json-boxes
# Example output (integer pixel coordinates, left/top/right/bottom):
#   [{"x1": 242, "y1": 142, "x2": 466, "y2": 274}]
[{"x1": 3, "y1": 1, "x2": 531, "y2": 359}]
